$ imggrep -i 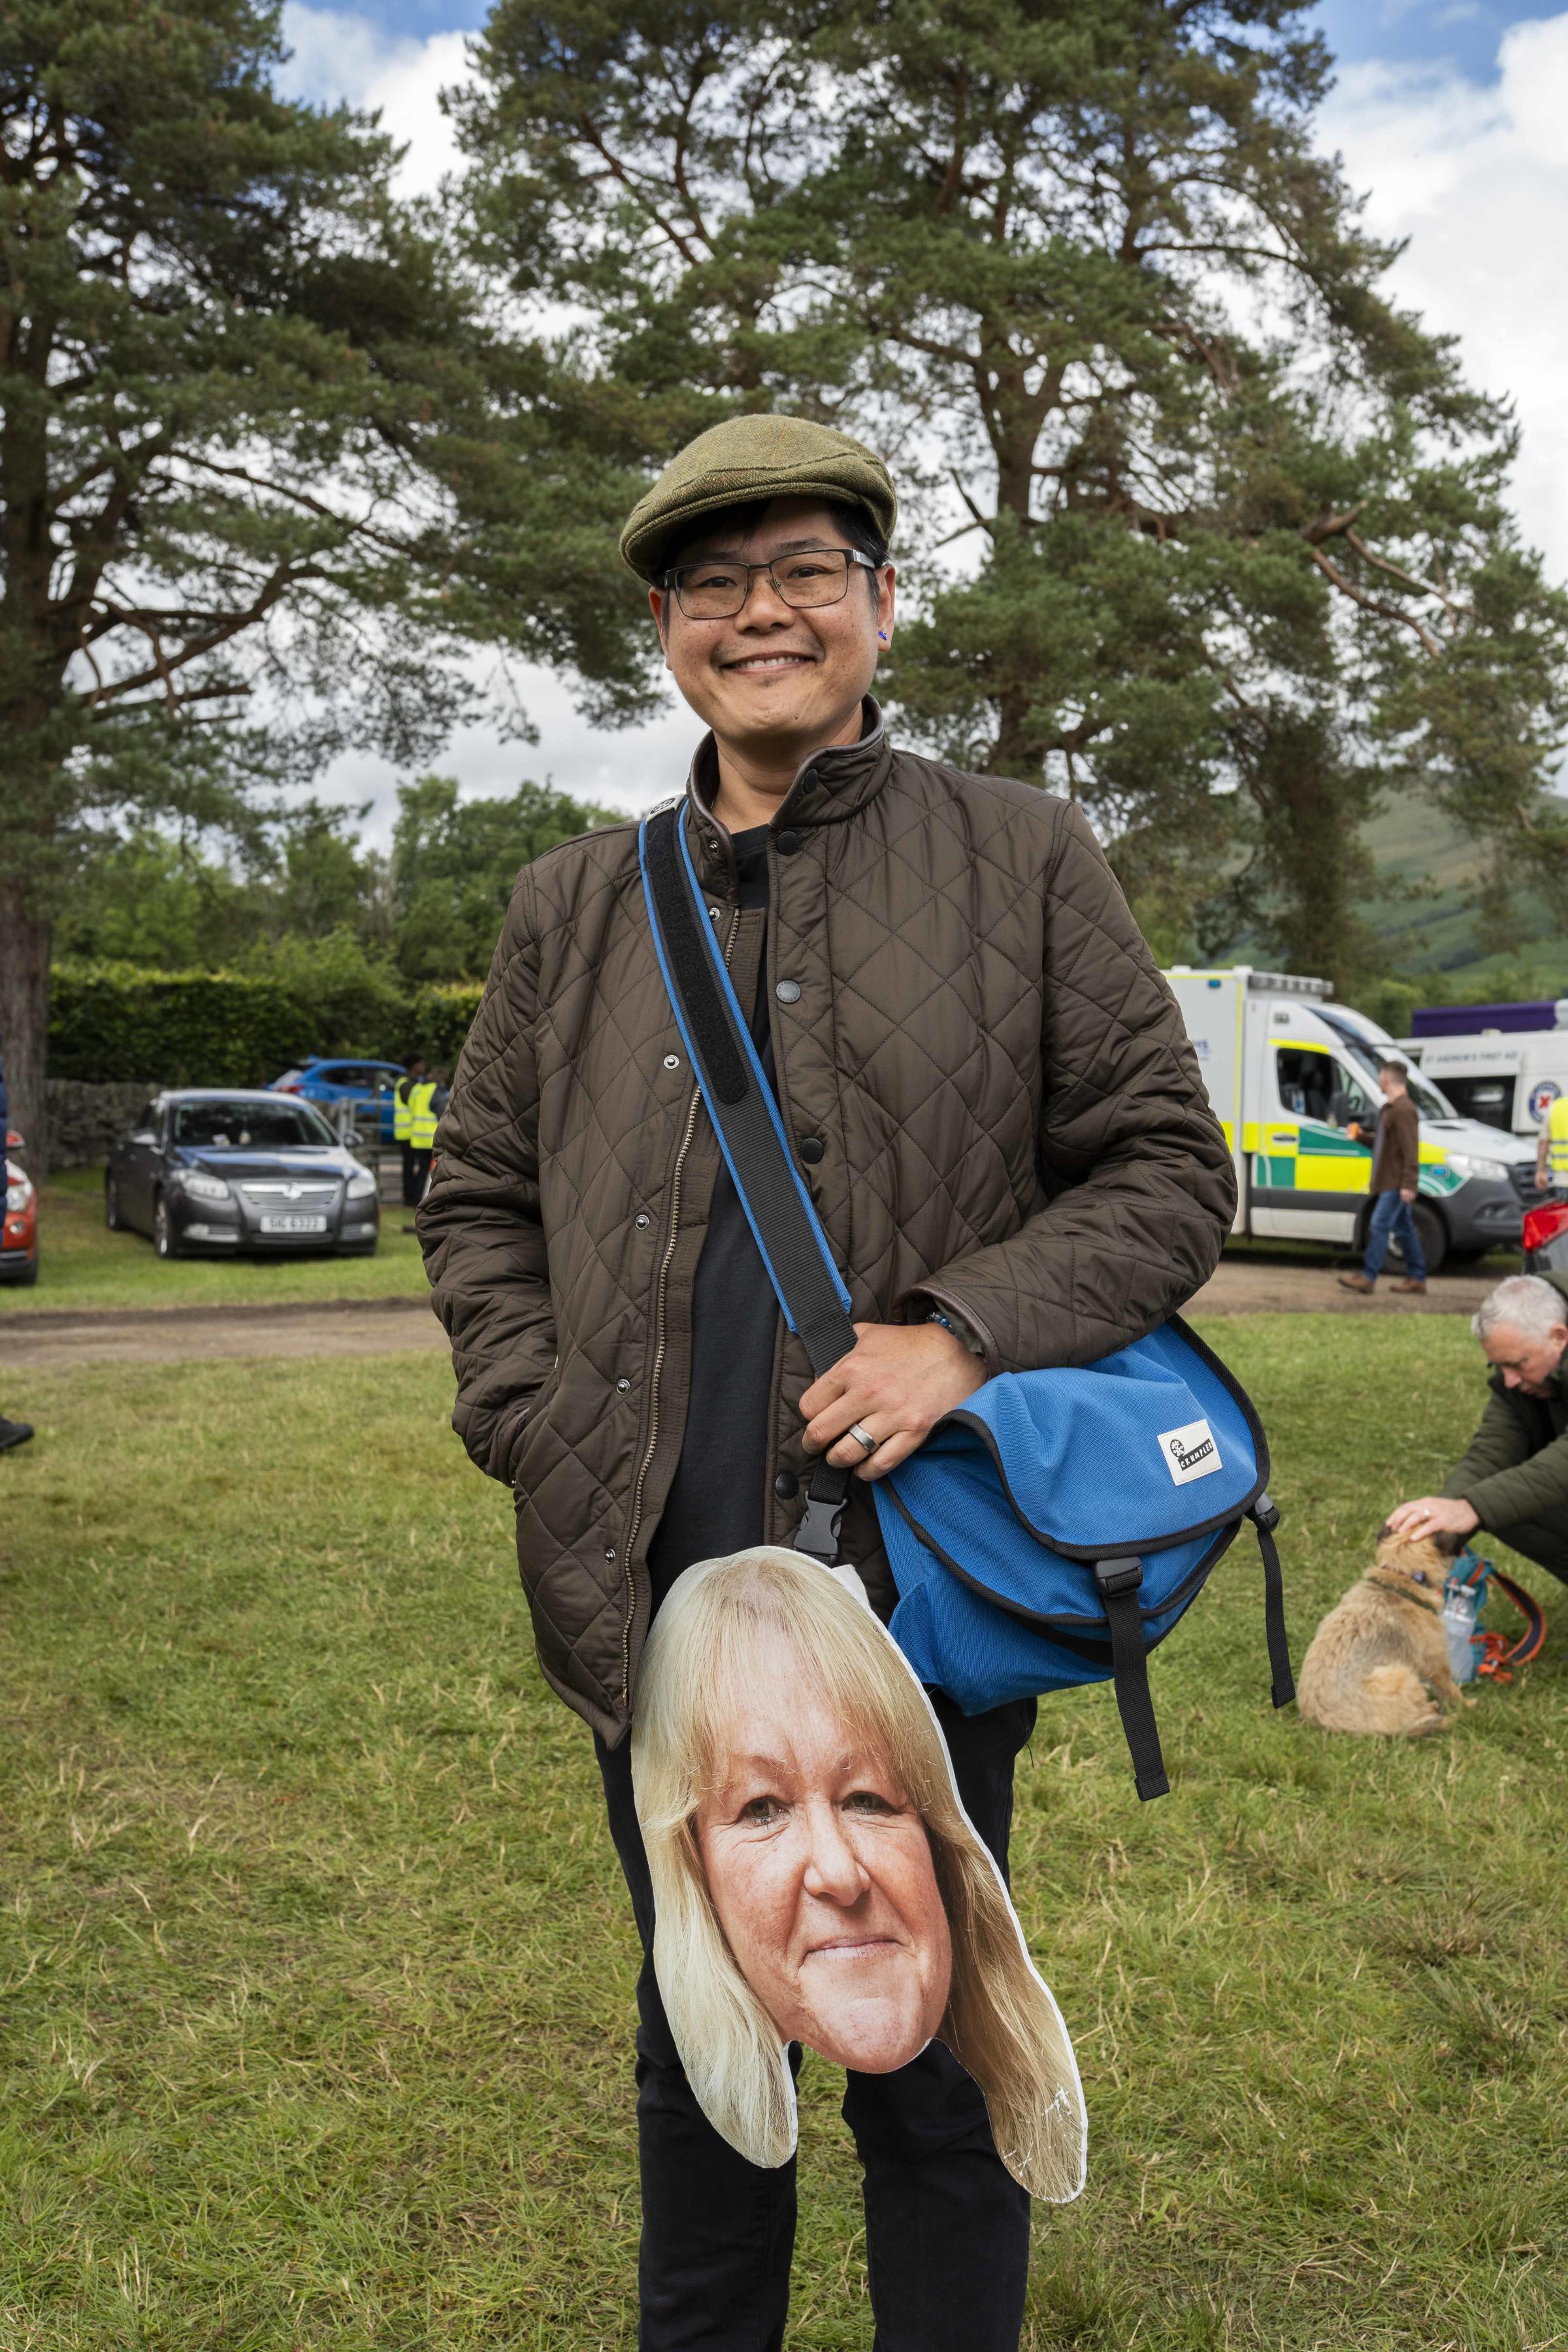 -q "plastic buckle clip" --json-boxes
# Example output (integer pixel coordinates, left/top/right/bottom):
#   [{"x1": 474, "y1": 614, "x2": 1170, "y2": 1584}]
[
  {"x1": 1094, "y1": 1556, "x2": 1144, "y2": 1599},
  {"x1": 795, "y1": 1494, "x2": 845, "y2": 1567},
  {"x1": 1250, "y1": 1490, "x2": 1281, "y2": 1534}
]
